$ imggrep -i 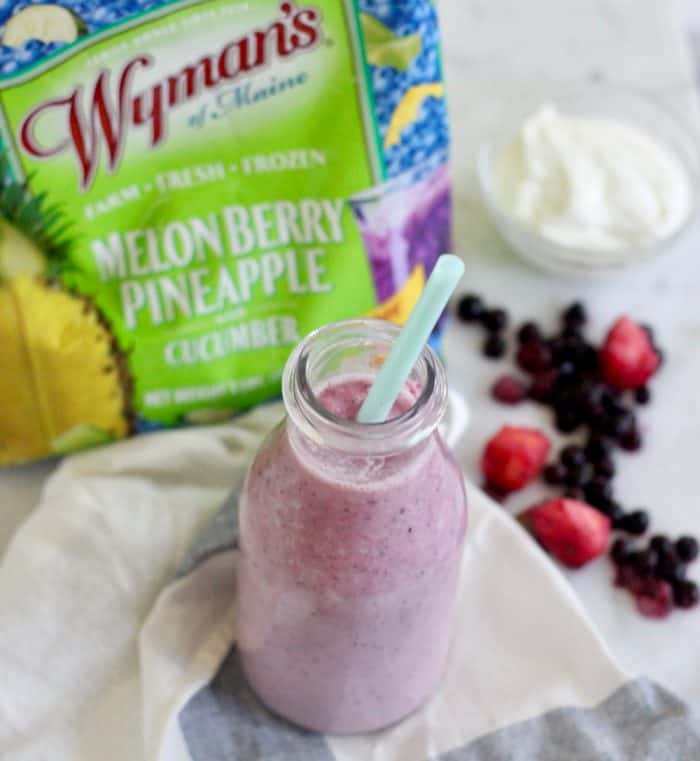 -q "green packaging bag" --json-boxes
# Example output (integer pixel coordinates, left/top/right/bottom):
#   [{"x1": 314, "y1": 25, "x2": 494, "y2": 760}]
[{"x1": 0, "y1": 0, "x2": 450, "y2": 464}]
